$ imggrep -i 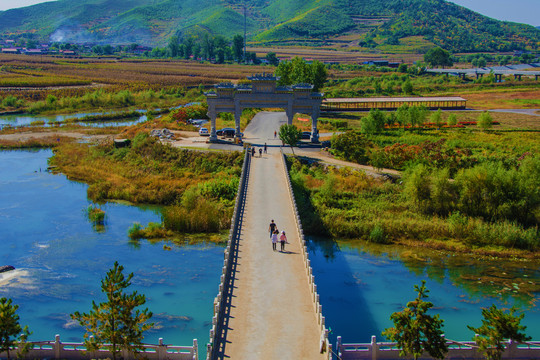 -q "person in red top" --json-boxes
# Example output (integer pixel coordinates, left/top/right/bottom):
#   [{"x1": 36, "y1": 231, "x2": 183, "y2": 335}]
[{"x1": 279, "y1": 231, "x2": 287, "y2": 252}]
